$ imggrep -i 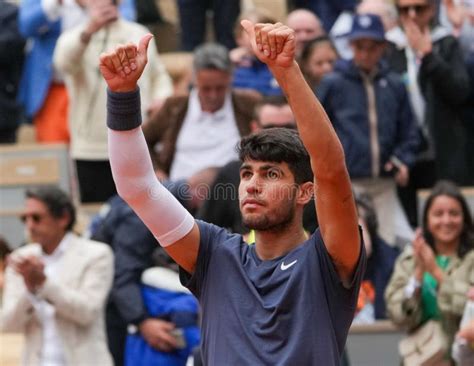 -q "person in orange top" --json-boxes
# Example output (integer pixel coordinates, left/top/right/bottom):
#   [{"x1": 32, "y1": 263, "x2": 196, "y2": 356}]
[{"x1": 353, "y1": 192, "x2": 400, "y2": 323}]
